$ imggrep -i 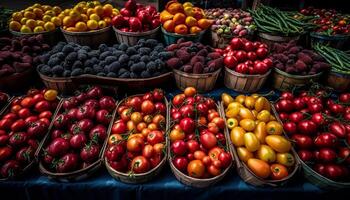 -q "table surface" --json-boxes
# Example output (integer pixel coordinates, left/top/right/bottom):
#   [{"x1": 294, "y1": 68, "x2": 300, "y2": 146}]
[{"x1": 0, "y1": 87, "x2": 347, "y2": 200}]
